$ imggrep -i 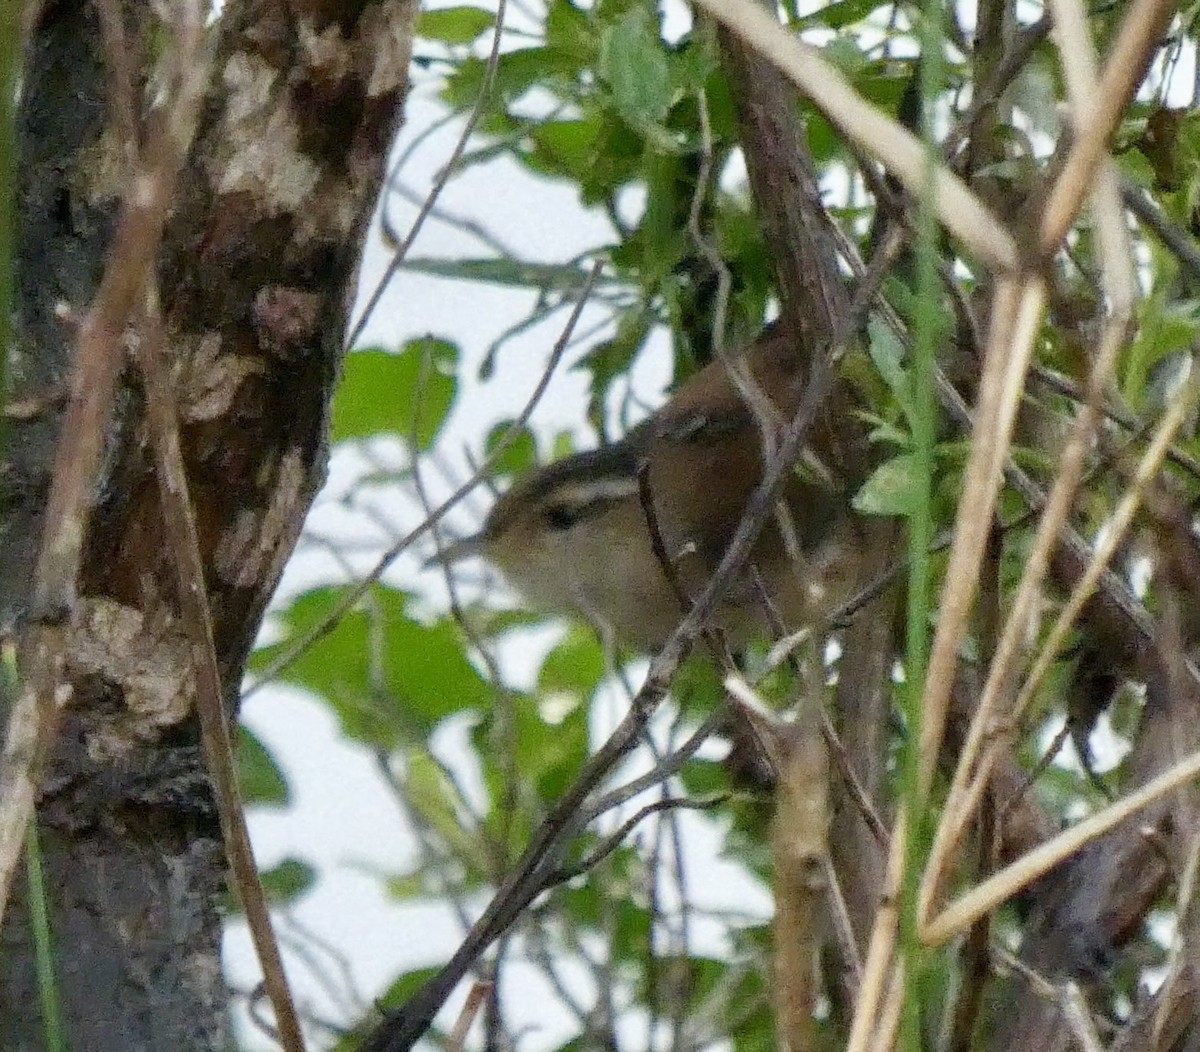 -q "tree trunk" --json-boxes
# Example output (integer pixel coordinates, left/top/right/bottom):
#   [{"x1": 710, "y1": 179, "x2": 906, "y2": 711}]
[{"x1": 0, "y1": 2, "x2": 417, "y2": 1046}]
